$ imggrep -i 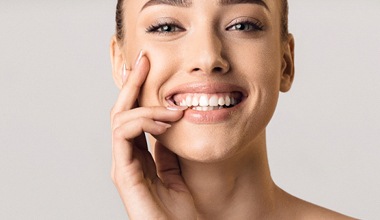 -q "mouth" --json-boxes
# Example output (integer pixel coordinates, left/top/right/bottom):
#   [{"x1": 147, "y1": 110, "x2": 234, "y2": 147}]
[
  {"x1": 165, "y1": 83, "x2": 246, "y2": 111},
  {"x1": 169, "y1": 92, "x2": 243, "y2": 111}
]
